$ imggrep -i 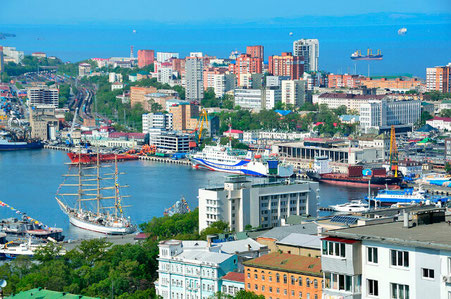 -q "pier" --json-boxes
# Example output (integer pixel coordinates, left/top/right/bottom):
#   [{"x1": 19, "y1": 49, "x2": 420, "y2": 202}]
[
  {"x1": 138, "y1": 155, "x2": 191, "y2": 165},
  {"x1": 44, "y1": 145, "x2": 72, "y2": 151}
]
